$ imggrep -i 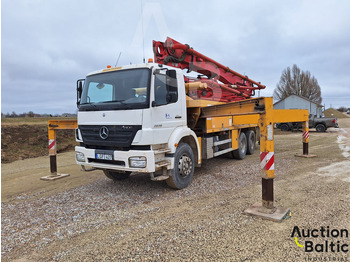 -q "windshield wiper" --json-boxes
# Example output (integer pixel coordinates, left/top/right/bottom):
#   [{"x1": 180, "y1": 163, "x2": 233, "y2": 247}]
[
  {"x1": 80, "y1": 100, "x2": 134, "y2": 110},
  {"x1": 100, "y1": 100, "x2": 132, "y2": 109},
  {"x1": 79, "y1": 103, "x2": 99, "y2": 111},
  {"x1": 100, "y1": 100, "x2": 125, "y2": 104}
]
